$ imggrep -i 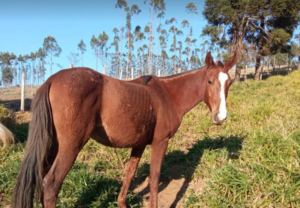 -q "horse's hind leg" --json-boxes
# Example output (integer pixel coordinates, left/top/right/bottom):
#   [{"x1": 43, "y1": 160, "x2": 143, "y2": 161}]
[
  {"x1": 42, "y1": 126, "x2": 94, "y2": 207},
  {"x1": 117, "y1": 146, "x2": 146, "y2": 208},
  {"x1": 42, "y1": 143, "x2": 81, "y2": 208}
]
